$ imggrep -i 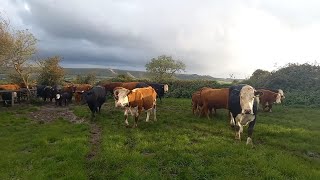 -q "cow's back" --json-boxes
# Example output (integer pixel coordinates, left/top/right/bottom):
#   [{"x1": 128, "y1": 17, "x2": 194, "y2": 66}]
[
  {"x1": 200, "y1": 88, "x2": 229, "y2": 109},
  {"x1": 129, "y1": 87, "x2": 156, "y2": 110}
]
